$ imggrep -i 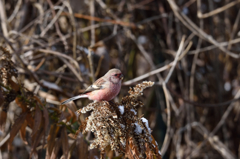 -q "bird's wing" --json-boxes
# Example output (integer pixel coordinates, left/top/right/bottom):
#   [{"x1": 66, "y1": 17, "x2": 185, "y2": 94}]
[{"x1": 83, "y1": 77, "x2": 107, "y2": 94}]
